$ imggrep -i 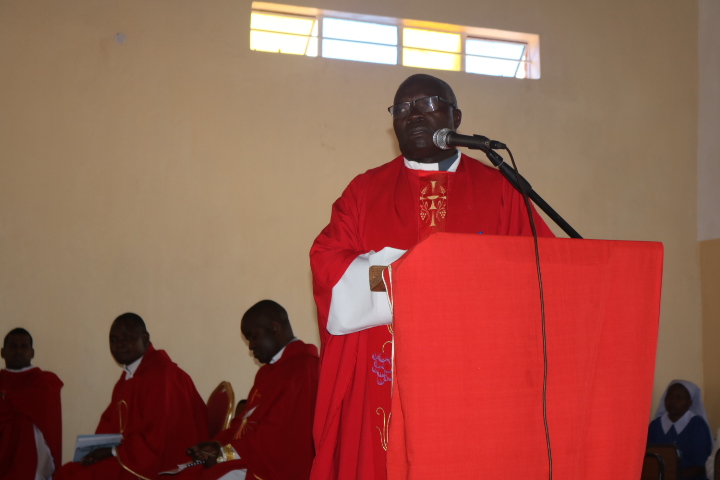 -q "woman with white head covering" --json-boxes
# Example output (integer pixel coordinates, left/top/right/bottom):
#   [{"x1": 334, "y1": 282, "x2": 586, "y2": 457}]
[{"x1": 648, "y1": 380, "x2": 713, "y2": 479}]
